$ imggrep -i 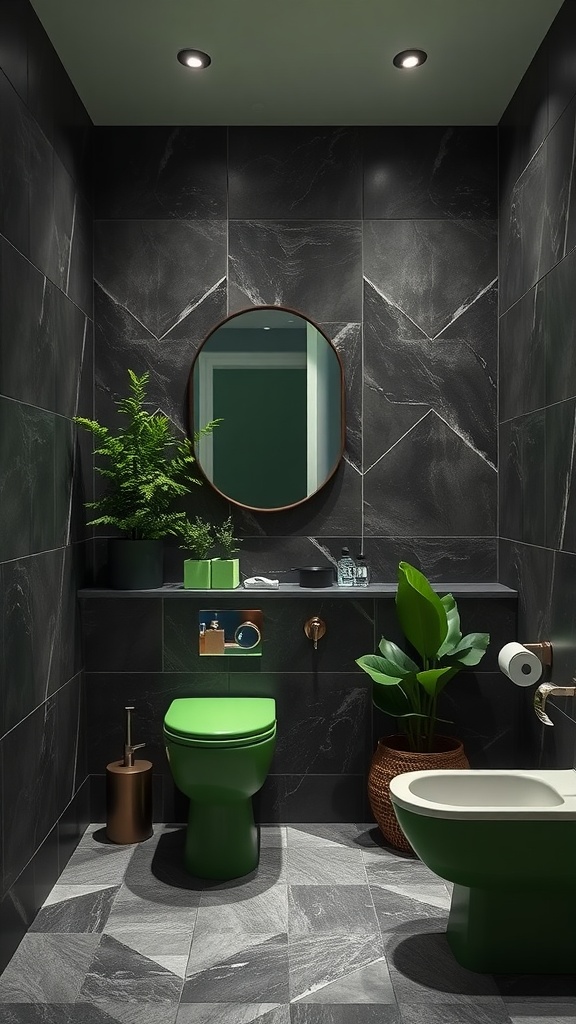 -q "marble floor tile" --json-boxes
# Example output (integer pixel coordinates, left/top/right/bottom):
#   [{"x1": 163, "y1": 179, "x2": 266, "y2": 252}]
[
  {"x1": 260, "y1": 827, "x2": 287, "y2": 848},
  {"x1": 292, "y1": 958, "x2": 396, "y2": 1006},
  {"x1": 370, "y1": 887, "x2": 448, "y2": 936},
  {"x1": 291, "y1": 1007, "x2": 400, "y2": 1023},
  {"x1": 288, "y1": 932, "x2": 385, "y2": 1002},
  {"x1": 104, "y1": 882, "x2": 198, "y2": 957},
  {"x1": 286, "y1": 824, "x2": 373, "y2": 850},
  {"x1": 182, "y1": 932, "x2": 290, "y2": 1003},
  {"x1": 198, "y1": 851, "x2": 287, "y2": 896},
  {"x1": 287, "y1": 848, "x2": 367, "y2": 885},
  {"x1": 79, "y1": 934, "x2": 183, "y2": 1003},
  {"x1": 195, "y1": 883, "x2": 288, "y2": 936},
  {"x1": 288, "y1": 885, "x2": 379, "y2": 937},
  {"x1": 0, "y1": 1007, "x2": 135, "y2": 1023},
  {"x1": 494, "y1": 975, "x2": 576, "y2": 1000},
  {"x1": 384, "y1": 929, "x2": 503, "y2": 1006},
  {"x1": 176, "y1": 1005, "x2": 290, "y2": 1023},
  {"x1": 506, "y1": 1003, "x2": 576, "y2": 1023},
  {"x1": 29, "y1": 886, "x2": 119, "y2": 933},
  {"x1": 93, "y1": 1003, "x2": 180, "y2": 1024},
  {"x1": 398, "y1": 1004, "x2": 512, "y2": 1024},
  {"x1": 0, "y1": 935, "x2": 100, "y2": 1002},
  {"x1": 57, "y1": 844, "x2": 135, "y2": 886}
]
